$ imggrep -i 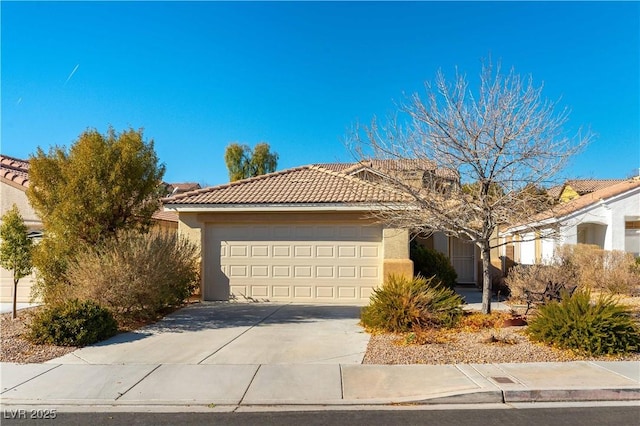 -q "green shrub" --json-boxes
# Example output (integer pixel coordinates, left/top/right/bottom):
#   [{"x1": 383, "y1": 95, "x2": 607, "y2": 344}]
[
  {"x1": 63, "y1": 229, "x2": 199, "y2": 325},
  {"x1": 28, "y1": 299, "x2": 118, "y2": 346},
  {"x1": 361, "y1": 275, "x2": 463, "y2": 332},
  {"x1": 526, "y1": 291, "x2": 640, "y2": 356},
  {"x1": 410, "y1": 243, "x2": 458, "y2": 289}
]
